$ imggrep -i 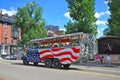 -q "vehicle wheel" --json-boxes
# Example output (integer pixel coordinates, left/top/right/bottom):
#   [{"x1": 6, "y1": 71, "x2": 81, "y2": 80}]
[
  {"x1": 53, "y1": 60, "x2": 61, "y2": 68},
  {"x1": 44, "y1": 59, "x2": 52, "y2": 68},
  {"x1": 23, "y1": 60, "x2": 29, "y2": 65},
  {"x1": 34, "y1": 62, "x2": 38, "y2": 65},
  {"x1": 63, "y1": 64, "x2": 70, "y2": 69}
]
